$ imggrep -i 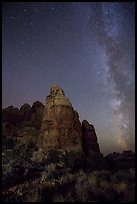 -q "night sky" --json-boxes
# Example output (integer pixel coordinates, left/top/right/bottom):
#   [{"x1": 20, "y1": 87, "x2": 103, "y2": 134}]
[{"x1": 2, "y1": 2, "x2": 135, "y2": 155}]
